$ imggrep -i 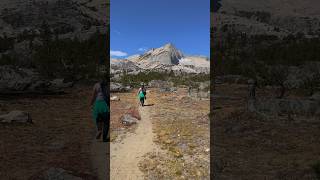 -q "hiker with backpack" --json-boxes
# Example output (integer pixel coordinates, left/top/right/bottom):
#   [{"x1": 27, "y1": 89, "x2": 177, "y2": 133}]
[
  {"x1": 90, "y1": 79, "x2": 109, "y2": 142},
  {"x1": 138, "y1": 83, "x2": 147, "y2": 106}
]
